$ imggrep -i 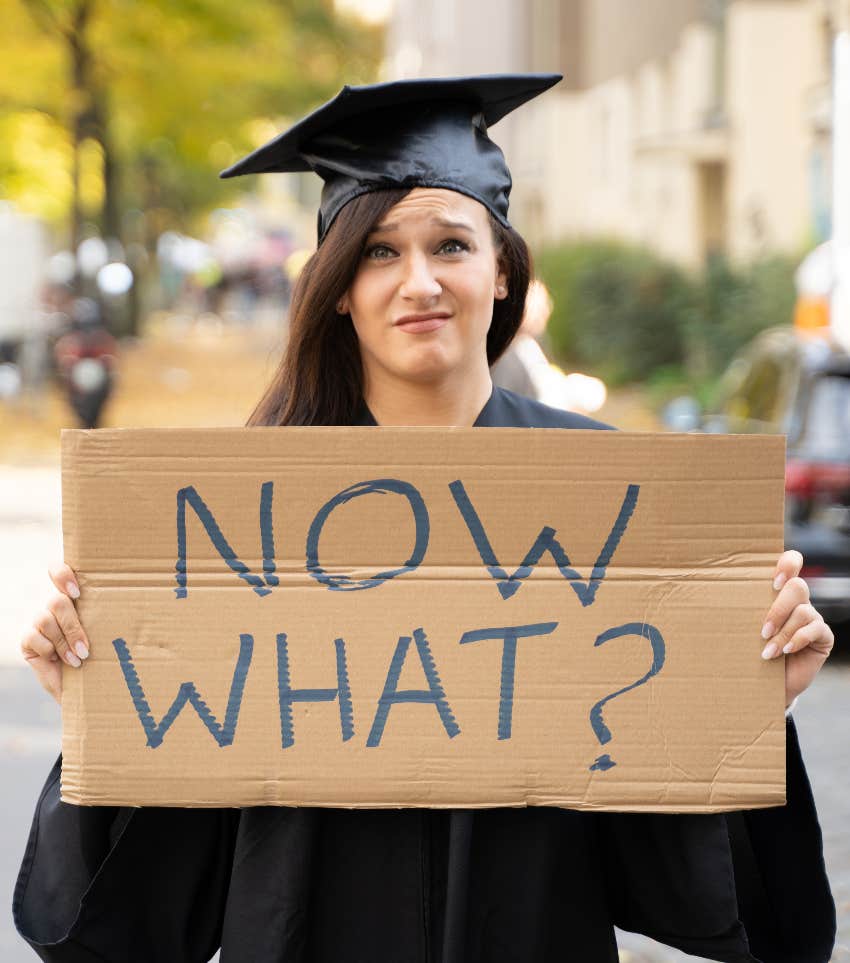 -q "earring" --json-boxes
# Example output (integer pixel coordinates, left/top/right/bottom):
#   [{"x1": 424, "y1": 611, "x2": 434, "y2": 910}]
[{"x1": 496, "y1": 285, "x2": 507, "y2": 297}]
